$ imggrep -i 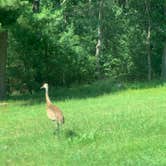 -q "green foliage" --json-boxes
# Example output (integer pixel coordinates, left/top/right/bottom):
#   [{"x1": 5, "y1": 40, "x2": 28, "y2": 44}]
[
  {"x1": 0, "y1": 0, "x2": 165, "y2": 93},
  {"x1": 0, "y1": 0, "x2": 28, "y2": 27},
  {"x1": 7, "y1": 1, "x2": 98, "y2": 93}
]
